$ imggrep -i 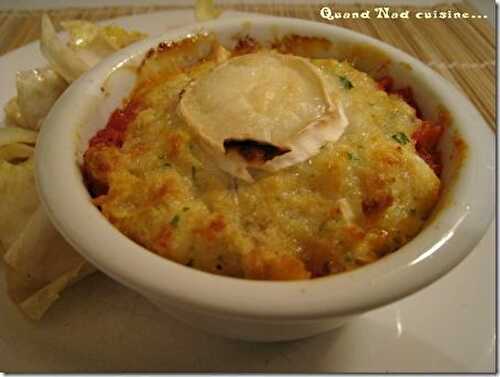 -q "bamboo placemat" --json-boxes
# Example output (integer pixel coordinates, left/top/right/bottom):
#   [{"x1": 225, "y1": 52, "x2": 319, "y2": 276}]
[{"x1": 0, "y1": 1, "x2": 494, "y2": 129}]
